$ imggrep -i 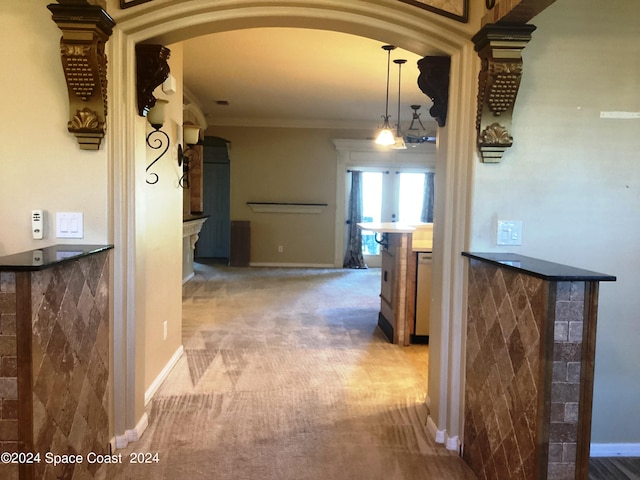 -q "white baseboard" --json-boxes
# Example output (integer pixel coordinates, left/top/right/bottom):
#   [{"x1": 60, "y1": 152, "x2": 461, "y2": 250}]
[
  {"x1": 590, "y1": 443, "x2": 640, "y2": 457},
  {"x1": 249, "y1": 262, "x2": 335, "y2": 268},
  {"x1": 446, "y1": 434, "x2": 460, "y2": 452},
  {"x1": 111, "y1": 412, "x2": 149, "y2": 451},
  {"x1": 144, "y1": 345, "x2": 184, "y2": 406},
  {"x1": 182, "y1": 272, "x2": 195, "y2": 284},
  {"x1": 426, "y1": 415, "x2": 447, "y2": 444}
]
